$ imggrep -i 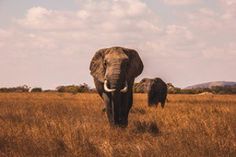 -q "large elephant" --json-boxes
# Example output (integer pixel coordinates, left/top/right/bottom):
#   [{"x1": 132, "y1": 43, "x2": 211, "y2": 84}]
[
  {"x1": 89, "y1": 46, "x2": 144, "y2": 127},
  {"x1": 140, "y1": 78, "x2": 167, "y2": 108}
]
